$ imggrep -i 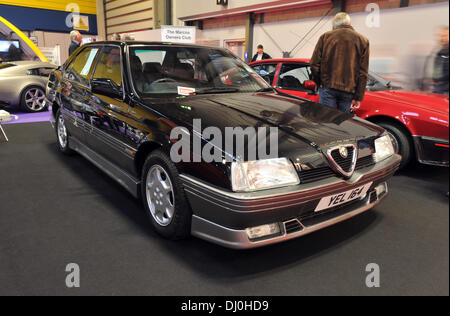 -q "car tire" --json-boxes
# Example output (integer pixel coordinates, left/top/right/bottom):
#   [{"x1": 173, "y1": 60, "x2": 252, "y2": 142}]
[
  {"x1": 378, "y1": 122, "x2": 412, "y2": 169},
  {"x1": 141, "y1": 150, "x2": 191, "y2": 240},
  {"x1": 55, "y1": 109, "x2": 74, "y2": 155},
  {"x1": 20, "y1": 86, "x2": 47, "y2": 113}
]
